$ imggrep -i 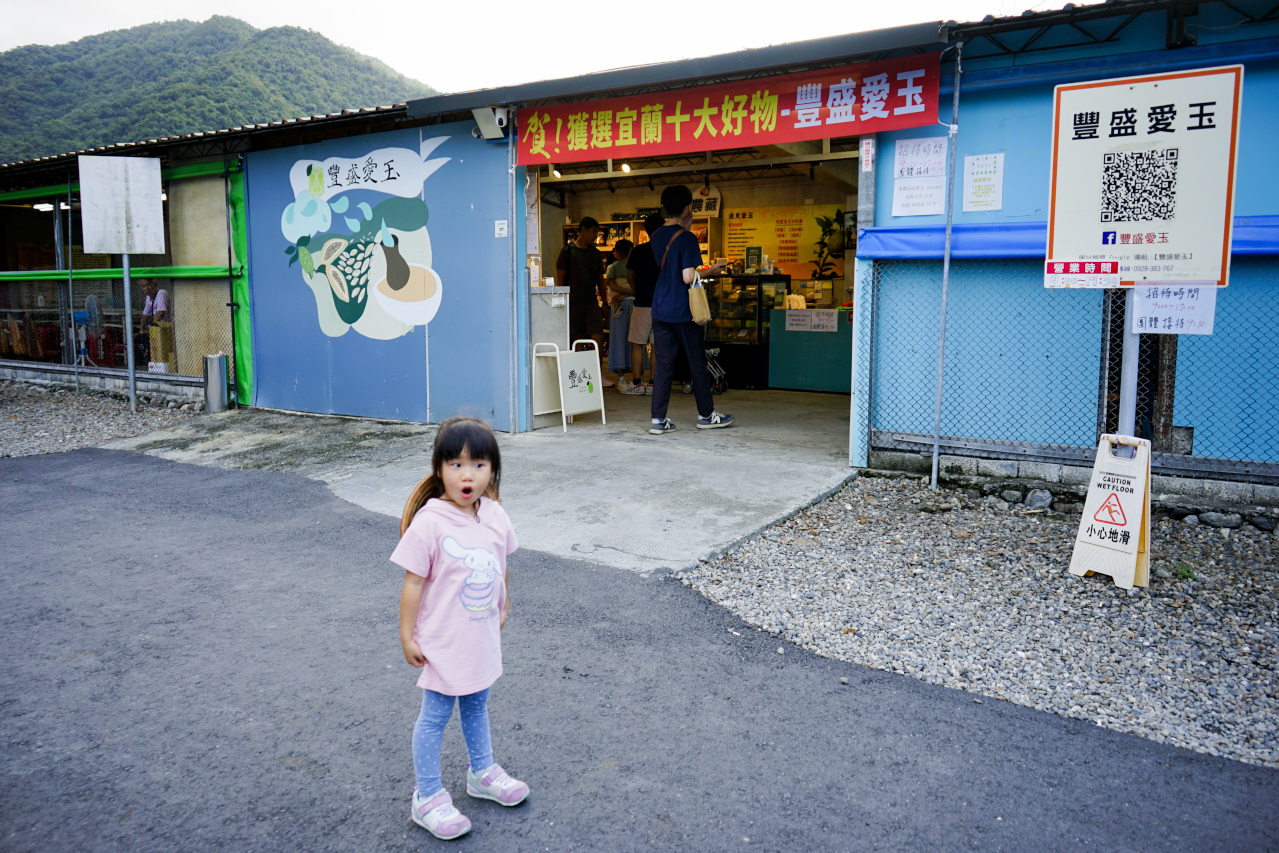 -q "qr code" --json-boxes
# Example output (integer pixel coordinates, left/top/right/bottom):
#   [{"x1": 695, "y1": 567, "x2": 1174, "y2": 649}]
[{"x1": 1100, "y1": 148, "x2": 1178, "y2": 223}]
